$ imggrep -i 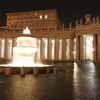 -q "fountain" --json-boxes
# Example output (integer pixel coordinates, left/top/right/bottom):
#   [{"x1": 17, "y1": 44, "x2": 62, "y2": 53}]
[
  {"x1": 13, "y1": 36, "x2": 38, "y2": 66},
  {"x1": 13, "y1": 27, "x2": 38, "y2": 66},
  {"x1": 0, "y1": 27, "x2": 53, "y2": 75}
]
